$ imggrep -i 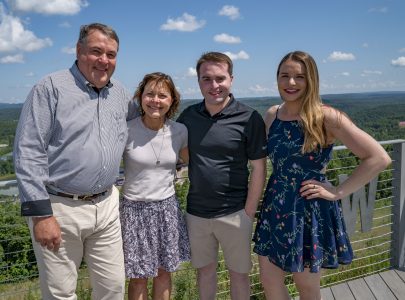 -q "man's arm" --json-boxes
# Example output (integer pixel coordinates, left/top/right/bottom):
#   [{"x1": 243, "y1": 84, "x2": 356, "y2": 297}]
[
  {"x1": 14, "y1": 81, "x2": 62, "y2": 251},
  {"x1": 126, "y1": 96, "x2": 139, "y2": 121},
  {"x1": 14, "y1": 82, "x2": 54, "y2": 216},
  {"x1": 244, "y1": 109, "x2": 267, "y2": 218},
  {"x1": 244, "y1": 158, "x2": 267, "y2": 219}
]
